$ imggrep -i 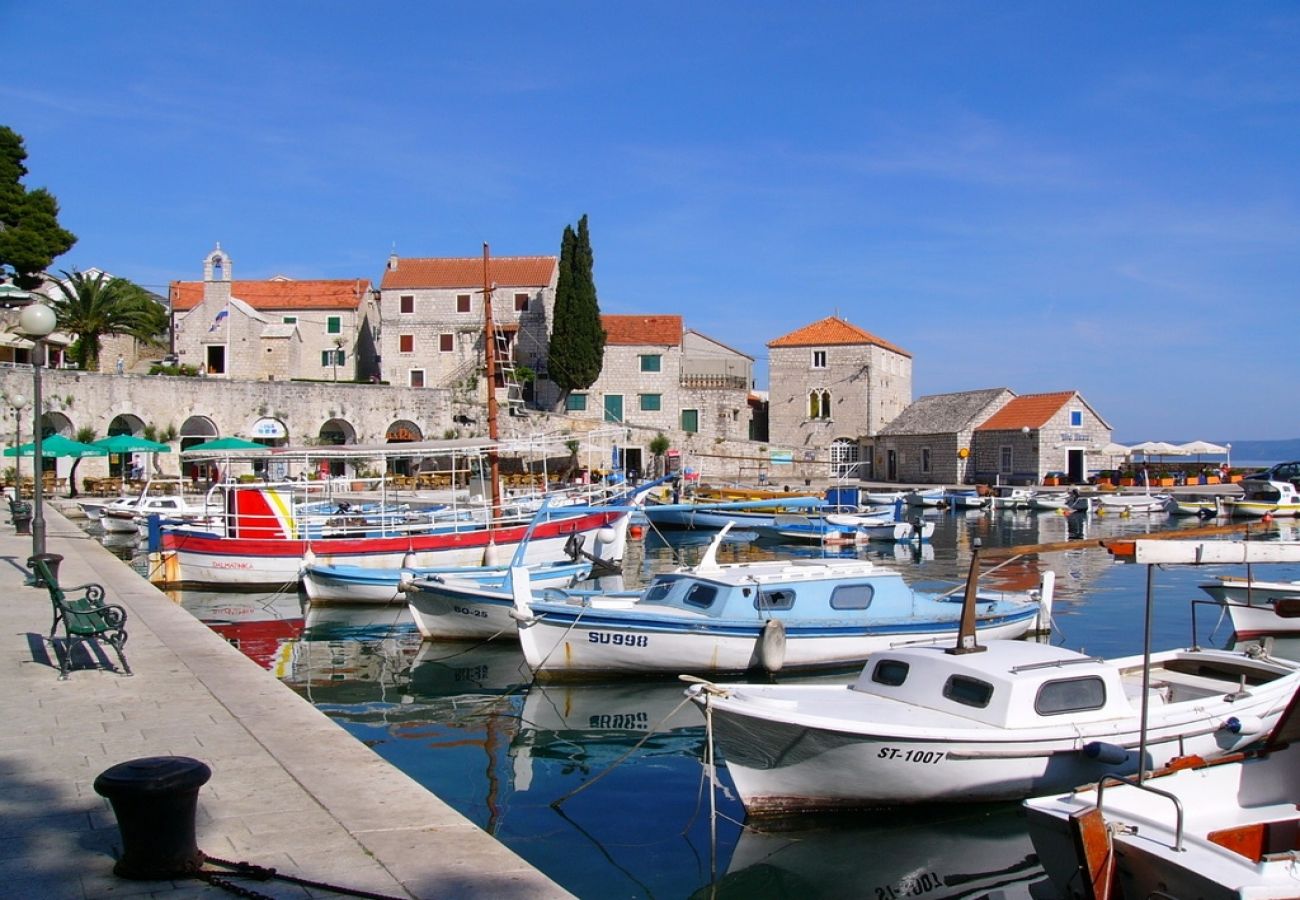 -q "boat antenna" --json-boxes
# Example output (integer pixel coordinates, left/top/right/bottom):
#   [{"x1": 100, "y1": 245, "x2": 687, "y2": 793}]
[
  {"x1": 947, "y1": 538, "x2": 987, "y2": 655},
  {"x1": 481, "y1": 242, "x2": 503, "y2": 522}
]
